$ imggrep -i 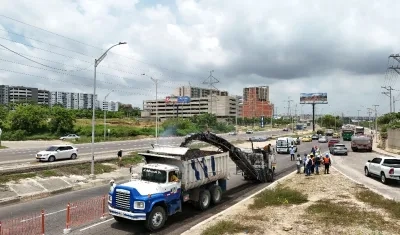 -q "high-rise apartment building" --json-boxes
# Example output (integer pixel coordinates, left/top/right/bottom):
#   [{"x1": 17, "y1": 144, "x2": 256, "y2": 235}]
[
  {"x1": 50, "y1": 91, "x2": 98, "y2": 109},
  {"x1": 0, "y1": 85, "x2": 9, "y2": 104},
  {"x1": 174, "y1": 86, "x2": 228, "y2": 98},
  {"x1": 101, "y1": 100, "x2": 119, "y2": 112},
  {"x1": 242, "y1": 86, "x2": 274, "y2": 118}
]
